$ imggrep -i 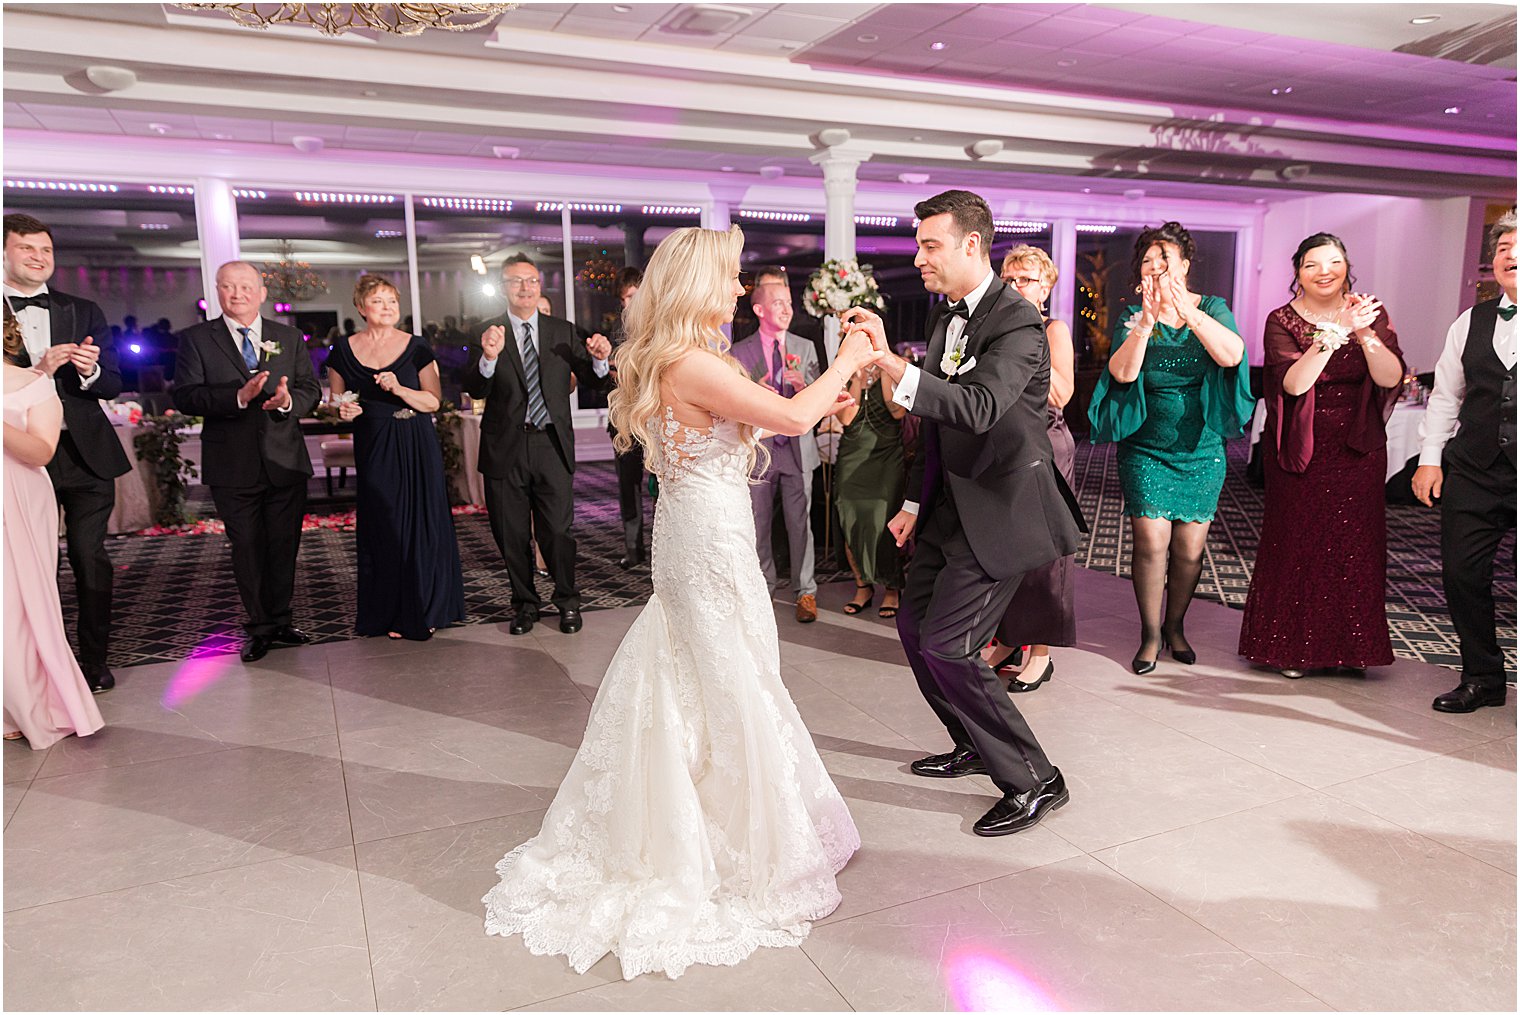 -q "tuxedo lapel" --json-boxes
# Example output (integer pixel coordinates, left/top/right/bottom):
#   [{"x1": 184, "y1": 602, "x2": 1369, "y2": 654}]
[
  {"x1": 49, "y1": 298, "x2": 75, "y2": 348},
  {"x1": 211, "y1": 316, "x2": 256, "y2": 376},
  {"x1": 924, "y1": 311, "x2": 950, "y2": 379},
  {"x1": 960, "y1": 281, "x2": 1008, "y2": 357}
]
